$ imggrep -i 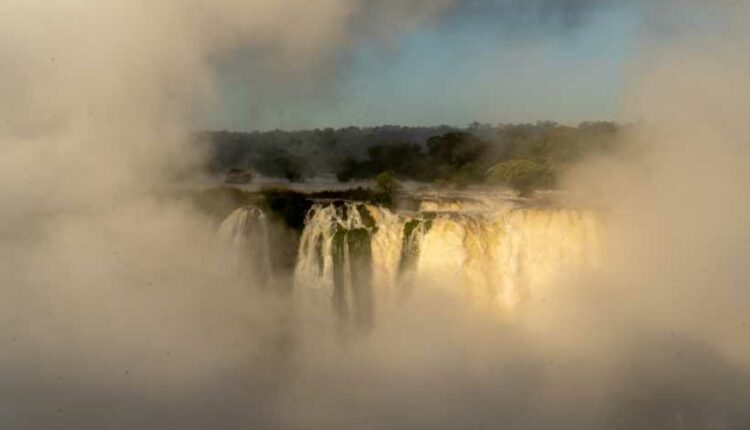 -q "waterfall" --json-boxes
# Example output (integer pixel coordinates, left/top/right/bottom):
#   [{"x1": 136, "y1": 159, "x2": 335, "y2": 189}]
[
  {"x1": 411, "y1": 208, "x2": 601, "y2": 308},
  {"x1": 216, "y1": 206, "x2": 274, "y2": 287},
  {"x1": 216, "y1": 198, "x2": 602, "y2": 322},
  {"x1": 294, "y1": 201, "x2": 602, "y2": 318},
  {"x1": 294, "y1": 202, "x2": 403, "y2": 328}
]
